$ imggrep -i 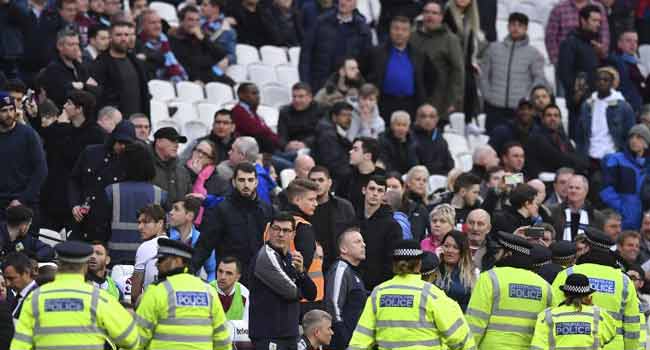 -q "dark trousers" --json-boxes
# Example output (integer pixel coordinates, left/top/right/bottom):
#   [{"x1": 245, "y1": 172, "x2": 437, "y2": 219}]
[
  {"x1": 253, "y1": 337, "x2": 298, "y2": 350},
  {"x1": 379, "y1": 94, "x2": 418, "y2": 126},
  {"x1": 484, "y1": 102, "x2": 515, "y2": 133}
]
